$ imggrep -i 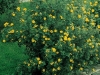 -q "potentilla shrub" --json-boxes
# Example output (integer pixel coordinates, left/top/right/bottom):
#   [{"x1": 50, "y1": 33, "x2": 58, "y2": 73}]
[
  {"x1": 0, "y1": 0, "x2": 19, "y2": 37},
  {"x1": 0, "y1": 0, "x2": 19, "y2": 14},
  {"x1": 2, "y1": 0, "x2": 100, "y2": 75}
]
